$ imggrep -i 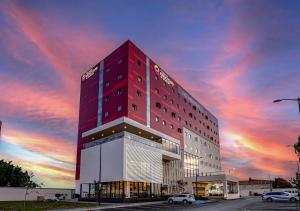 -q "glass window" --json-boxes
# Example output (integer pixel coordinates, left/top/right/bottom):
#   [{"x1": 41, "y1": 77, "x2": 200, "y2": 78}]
[
  {"x1": 117, "y1": 89, "x2": 123, "y2": 95},
  {"x1": 137, "y1": 76, "x2": 142, "y2": 83},
  {"x1": 132, "y1": 104, "x2": 137, "y2": 111},
  {"x1": 136, "y1": 90, "x2": 142, "y2": 97},
  {"x1": 105, "y1": 81, "x2": 109, "y2": 87},
  {"x1": 155, "y1": 116, "x2": 159, "y2": 122},
  {"x1": 105, "y1": 111, "x2": 109, "y2": 118},
  {"x1": 117, "y1": 74, "x2": 123, "y2": 80},
  {"x1": 117, "y1": 105, "x2": 122, "y2": 112}
]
